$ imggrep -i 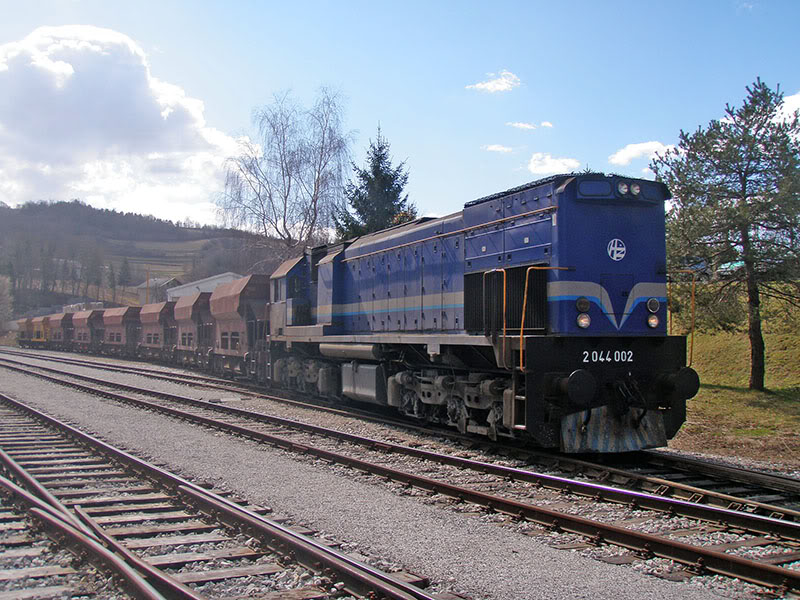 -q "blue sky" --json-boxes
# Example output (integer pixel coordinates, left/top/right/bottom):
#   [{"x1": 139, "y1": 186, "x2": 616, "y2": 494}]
[{"x1": 1, "y1": 1, "x2": 798, "y2": 224}]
